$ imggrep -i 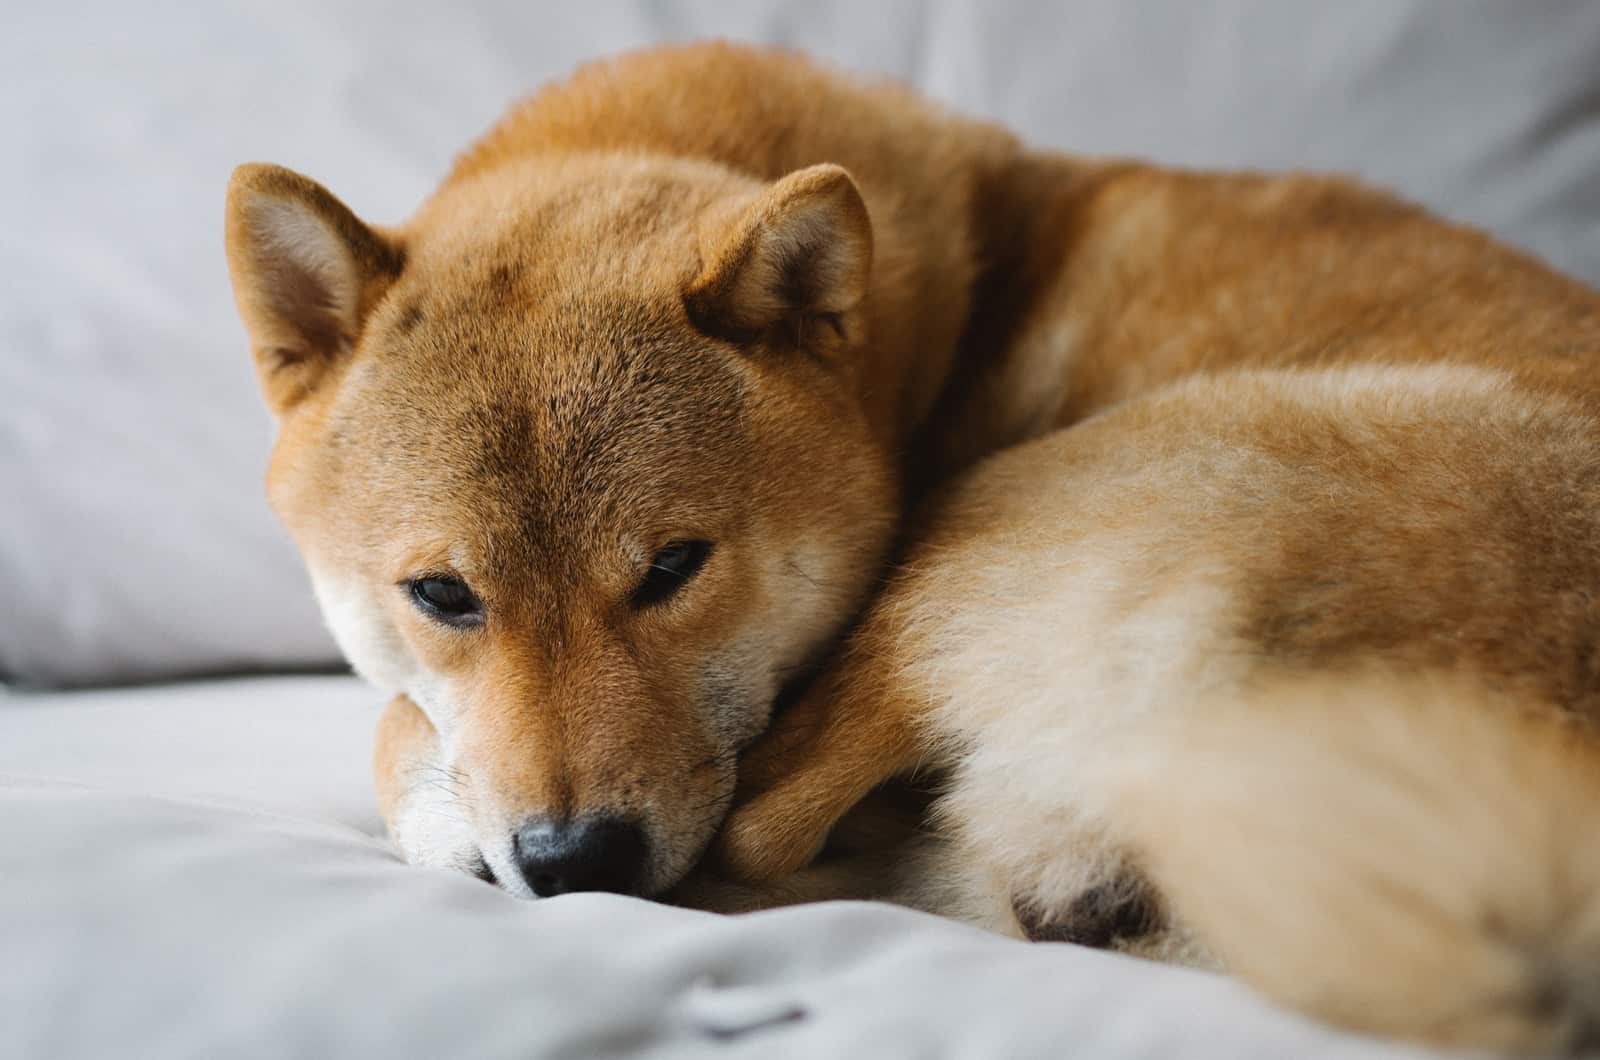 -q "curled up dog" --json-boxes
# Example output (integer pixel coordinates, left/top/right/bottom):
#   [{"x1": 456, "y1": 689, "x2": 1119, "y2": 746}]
[{"x1": 227, "y1": 43, "x2": 1600, "y2": 1053}]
